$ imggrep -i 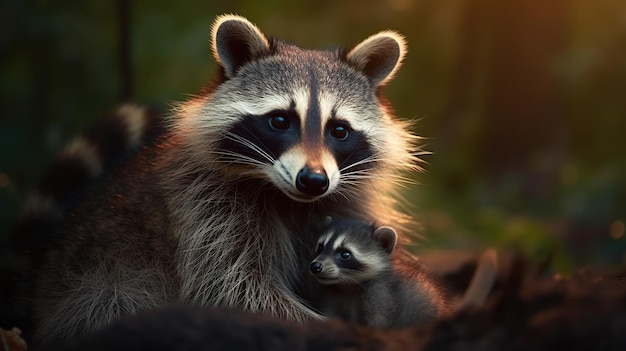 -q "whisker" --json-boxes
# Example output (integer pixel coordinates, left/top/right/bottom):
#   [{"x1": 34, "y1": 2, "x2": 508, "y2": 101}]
[
  {"x1": 231, "y1": 128, "x2": 277, "y2": 162},
  {"x1": 339, "y1": 155, "x2": 382, "y2": 173},
  {"x1": 224, "y1": 132, "x2": 276, "y2": 164},
  {"x1": 340, "y1": 171, "x2": 416, "y2": 187},
  {"x1": 209, "y1": 150, "x2": 267, "y2": 167}
]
